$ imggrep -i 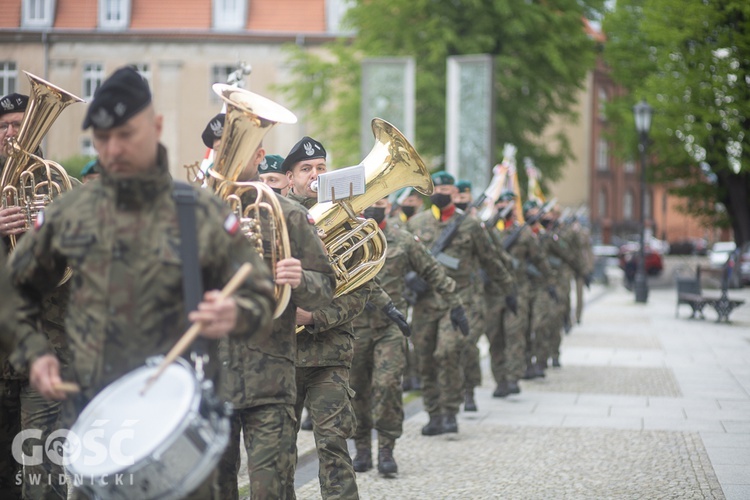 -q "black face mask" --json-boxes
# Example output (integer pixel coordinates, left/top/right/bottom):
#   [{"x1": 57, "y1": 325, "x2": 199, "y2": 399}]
[
  {"x1": 401, "y1": 205, "x2": 416, "y2": 218},
  {"x1": 363, "y1": 206, "x2": 387, "y2": 224},
  {"x1": 540, "y1": 218, "x2": 552, "y2": 228},
  {"x1": 430, "y1": 192, "x2": 453, "y2": 209},
  {"x1": 455, "y1": 202, "x2": 469, "y2": 211},
  {"x1": 270, "y1": 186, "x2": 283, "y2": 194}
]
